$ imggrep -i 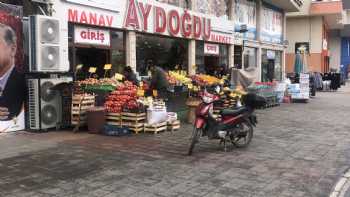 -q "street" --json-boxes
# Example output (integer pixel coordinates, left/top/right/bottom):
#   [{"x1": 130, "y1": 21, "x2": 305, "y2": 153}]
[{"x1": 0, "y1": 84, "x2": 350, "y2": 197}]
